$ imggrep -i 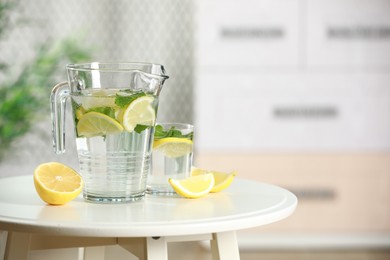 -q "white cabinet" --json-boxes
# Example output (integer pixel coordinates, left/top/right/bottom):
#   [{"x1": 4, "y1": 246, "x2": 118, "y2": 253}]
[
  {"x1": 196, "y1": 0, "x2": 390, "y2": 152},
  {"x1": 195, "y1": 0, "x2": 390, "y2": 239}
]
